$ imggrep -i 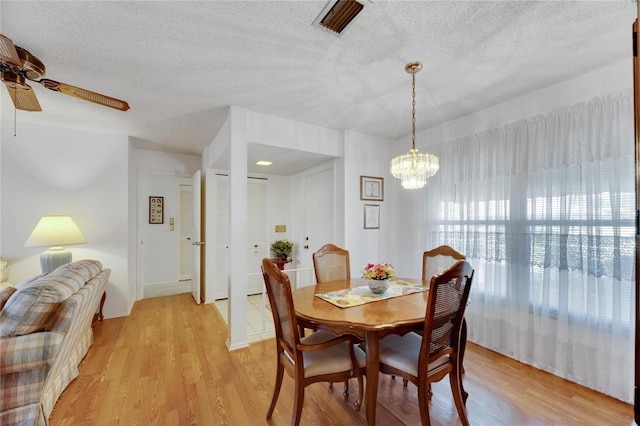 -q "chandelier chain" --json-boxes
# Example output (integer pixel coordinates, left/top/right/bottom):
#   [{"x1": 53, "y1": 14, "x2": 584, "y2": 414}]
[{"x1": 411, "y1": 71, "x2": 416, "y2": 150}]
